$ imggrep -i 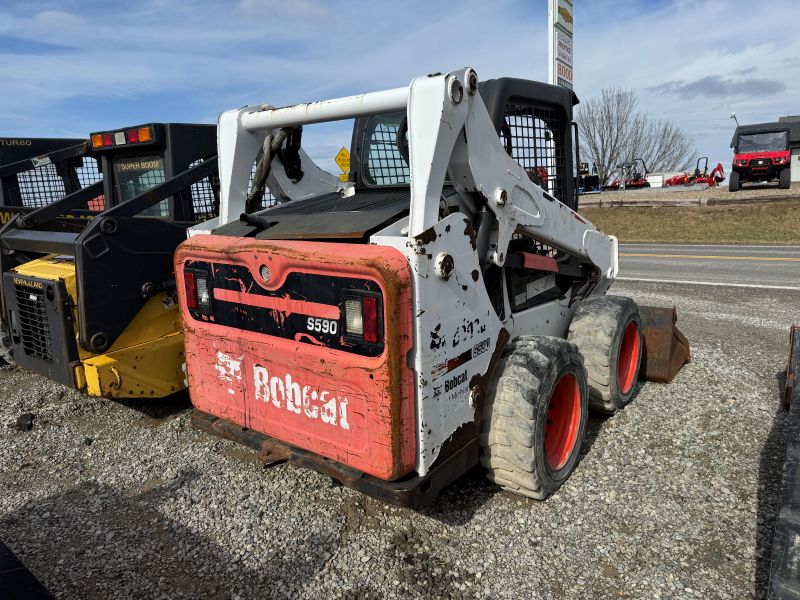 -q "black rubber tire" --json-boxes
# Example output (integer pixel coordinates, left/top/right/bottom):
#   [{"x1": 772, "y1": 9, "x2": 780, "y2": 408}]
[
  {"x1": 729, "y1": 170, "x2": 740, "y2": 192},
  {"x1": 480, "y1": 336, "x2": 588, "y2": 500},
  {"x1": 567, "y1": 295, "x2": 643, "y2": 415},
  {"x1": 780, "y1": 167, "x2": 791, "y2": 190}
]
